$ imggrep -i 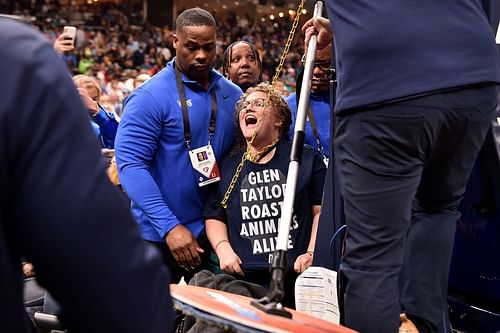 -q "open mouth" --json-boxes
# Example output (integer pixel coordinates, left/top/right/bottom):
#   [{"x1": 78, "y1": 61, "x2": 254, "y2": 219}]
[{"x1": 245, "y1": 114, "x2": 258, "y2": 126}]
